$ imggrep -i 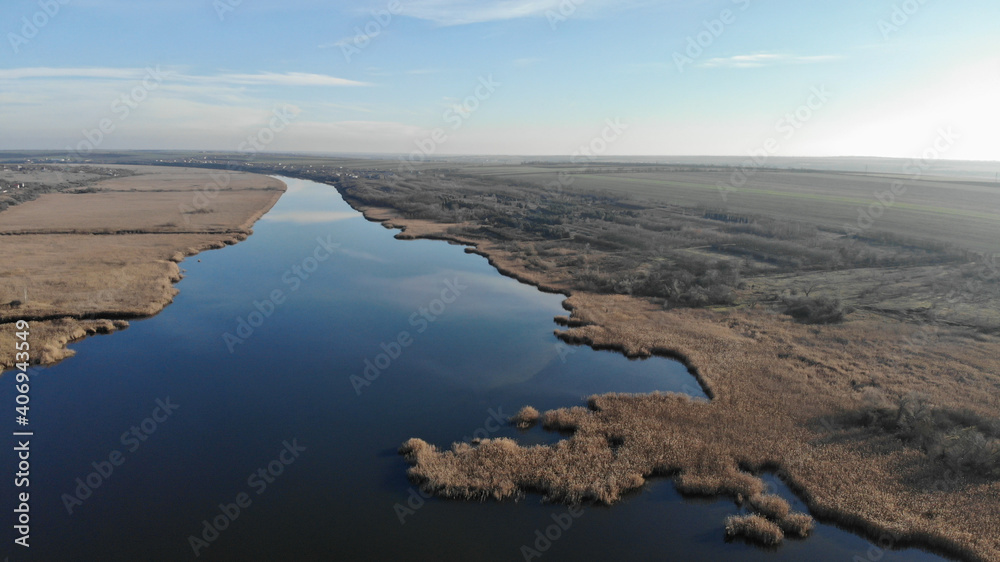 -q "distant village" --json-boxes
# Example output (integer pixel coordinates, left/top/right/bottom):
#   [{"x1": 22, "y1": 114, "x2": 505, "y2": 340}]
[{"x1": 0, "y1": 164, "x2": 129, "y2": 210}]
